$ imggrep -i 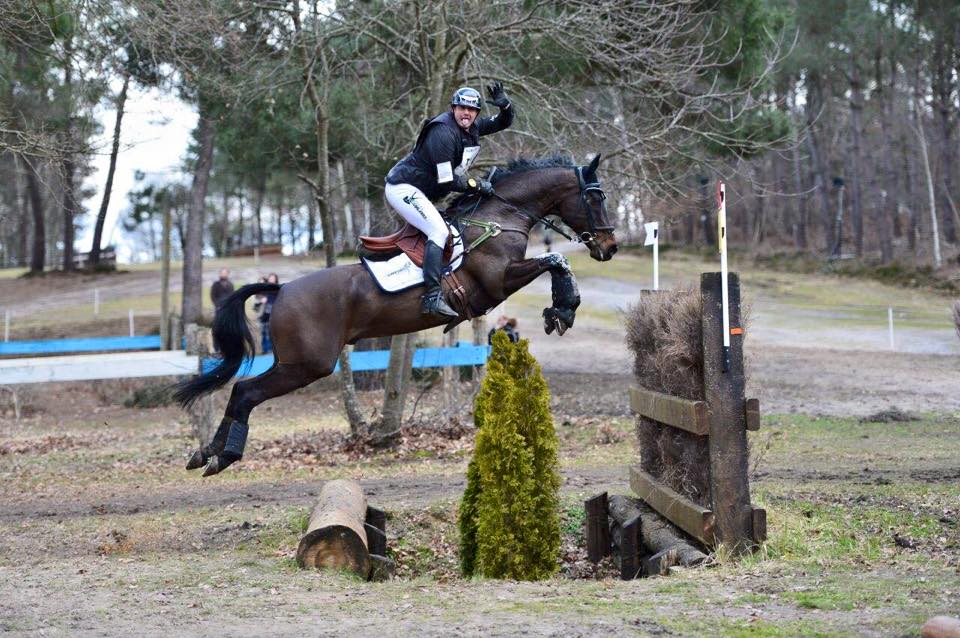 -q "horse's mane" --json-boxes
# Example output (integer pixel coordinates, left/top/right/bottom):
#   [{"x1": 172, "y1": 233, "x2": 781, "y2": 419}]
[
  {"x1": 488, "y1": 155, "x2": 575, "y2": 184},
  {"x1": 447, "y1": 154, "x2": 574, "y2": 211}
]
